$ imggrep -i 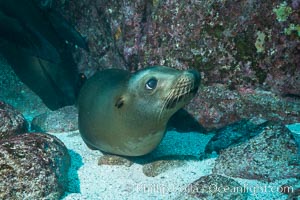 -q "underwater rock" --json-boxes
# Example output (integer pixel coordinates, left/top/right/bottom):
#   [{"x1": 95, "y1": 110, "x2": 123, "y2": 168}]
[
  {"x1": 287, "y1": 188, "x2": 300, "y2": 200},
  {"x1": 213, "y1": 124, "x2": 300, "y2": 182},
  {"x1": 205, "y1": 118, "x2": 269, "y2": 154},
  {"x1": 279, "y1": 179, "x2": 300, "y2": 199},
  {"x1": 285, "y1": 123, "x2": 300, "y2": 153},
  {"x1": 187, "y1": 85, "x2": 300, "y2": 130},
  {"x1": 47, "y1": 0, "x2": 300, "y2": 130},
  {"x1": 31, "y1": 106, "x2": 78, "y2": 133},
  {"x1": 238, "y1": 88, "x2": 300, "y2": 124},
  {"x1": 98, "y1": 155, "x2": 133, "y2": 167},
  {"x1": 55, "y1": 0, "x2": 299, "y2": 98},
  {"x1": 175, "y1": 174, "x2": 248, "y2": 200},
  {"x1": 0, "y1": 132, "x2": 70, "y2": 200},
  {"x1": 0, "y1": 101, "x2": 28, "y2": 140},
  {"x1": 186, "y1": 85, "x2": 245, "y2": 130},
  {"x1": 142, "y1": 156, "x2": 193, "y2": 177}
]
